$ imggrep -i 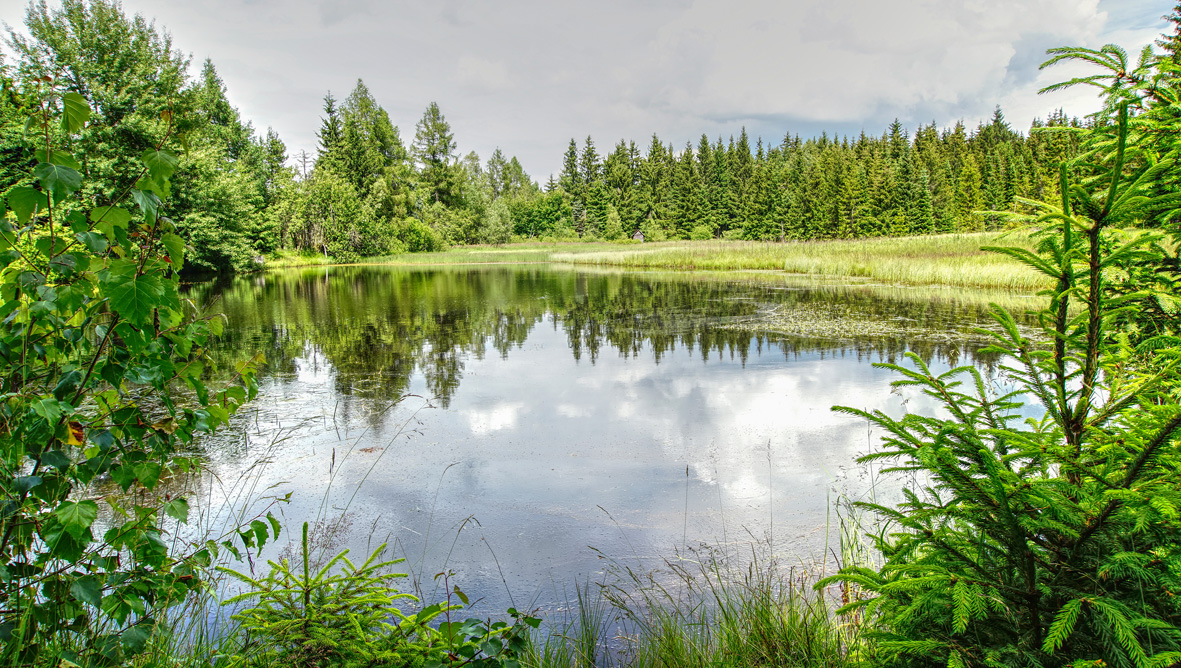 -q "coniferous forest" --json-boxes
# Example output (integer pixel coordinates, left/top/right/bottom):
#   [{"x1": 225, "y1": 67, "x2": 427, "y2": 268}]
[{"x1": 0, "y1": 1, "x2": 1093, "y2": 272}]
